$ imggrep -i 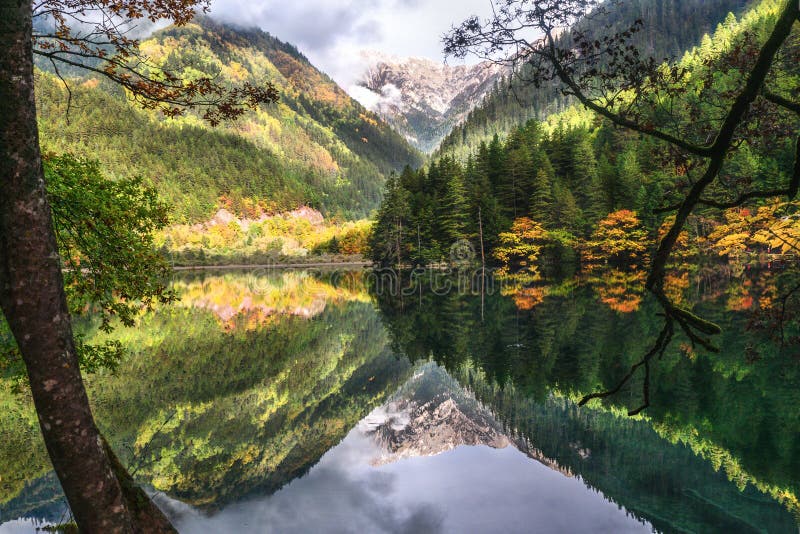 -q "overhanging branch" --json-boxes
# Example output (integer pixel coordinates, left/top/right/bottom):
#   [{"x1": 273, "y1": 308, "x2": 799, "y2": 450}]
[{"x1": 763, "y1": 90, "x2": 800, "y2": 115}]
